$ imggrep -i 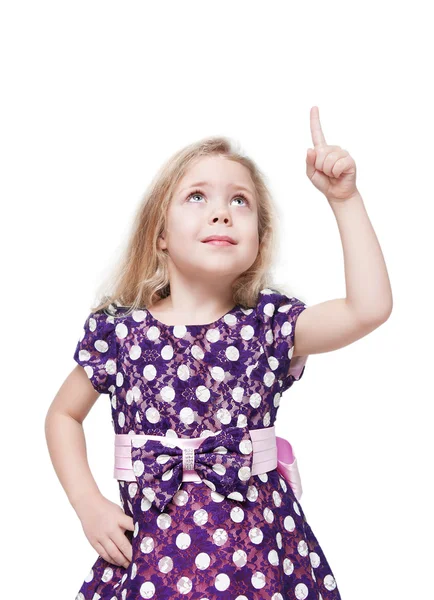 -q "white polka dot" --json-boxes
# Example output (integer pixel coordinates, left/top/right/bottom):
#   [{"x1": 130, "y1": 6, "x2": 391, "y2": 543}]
[
  {"x1": 160, "y1": 386, "x2": 175, "y2": 402},
  {"x1": 279, "y1": 477, "x2": 288, "y2": 493},
  {"x1": 268, "y1": 355, "x2": 279, "y2": 370},
  {"x1": 232, "y1": 386, "x2": 244, "y2": 402},
  {"x1": 210, "y1": 366, "x2": 225, "y2": 382},
  {"x1": 180, "y1": 406, "x2": 195, "y2": 425},
  {"x1": 215, "y1": 572, "x2": 230, "y2": 591},
  {"x1": 132, "y1": 309, "x2": 146, "y2": 322},
  {"x1": 141, "y1": 495, "x2": 153, "y2": 511},
  {"x1": 177, "y1": 364, "x2": 190, "y2": 381},
  {"x1": 212, "y1": 463, "x2": 226, "y2": 476},
  {"x1": 191, "y1": 344, "x2": 205, "y2": 360},
  {"x1": 247, "y1": 484, "x2": 259, "y2": 501},
  {"x1": 133, "y1": 460, "x2": 145, "y2": 477},
  {"x1": 263, "y1": 371, "x2": 276, "y2": 387},
  {"x1": 251, "y1": 571, "x2": 266, "y2": 589},
  {"x1": 233, "y1": 549, "x2": 247, "y2": 567},
  {"x1": 283, "y1": 557, "x2": 295, "y2": 575},
  {"x1": 241, "y1": 324, "x2": 255, "y2": 340},
  {"x1": 176, "y1": 532, "x2": 191, "y2": 549},
  {"x1": 101, "y1": 567, "x2": 114, "y2": 582},
  {"x1": 213, "y1": 528, "x2": 228, "y2": 546},
  {"x1": 128, "y1": 482, "x2": 138, "y2": 497},
  {"x1": 225, "y1": 345, "x2": 240, "y2": 361},
  {"x1": 161, "y1": 467, "x2": 175, "y2": 482},
  {"x1": 216, "y1": 408, "x2": 231, "y2": 424},
  {"x1": 263, "y1": 302, "x2": 275, "y2": 318},
  {"x1": 177, "y1": 576, "x2": 193, "y2": 594},
  {"x1": 238, "y1": 465, "x2": 251, "y2": 481},
  {"x1": 115, "y1": 322, "x2": 128, "y2": 339},
  {"x1": 310, "y1": 551, "x2": 321, "y2": 568},
  {"x1": 263, "y1": 506, "x2": 274, "y2": 523},
  {"x1": 249, "y1": 393, "x2": 261, "y2": 408},
  {"x1": 283, "y1": 515, "x2": 296, "y2": 532},
  {"x1": 84, "y1": 569, "x2": 94, "y2": 583},
  {"x1": 295, "y1": 582, "x2": 309, "y2": 599},
  {"x1": 258, "y1": 472, "x2": 269, "y2": 483},
  {"x1": 224, "y1": 313, "x2": 238, "y2": 326},
  {"x1": 158, "y1": 555, "x2": 174, "y2": 573},
  {"x1": 143, "y1": 364, "x2": 157, "y2": 380},
  {"x1": 156, "y1": 513, "x2": 171, "y2": 530},
  {"x1": 206, "y1": 328, "x2": 221, "y2": 343},
  {"x1": 298, "y1": 539, "x2": 309, "y2": 556},
  {"x1": 196, "y1": 385, "x2": 210, "y2": 402},
  {"x1": 237, "y1": 413, "x2": 248, "y2": 427},
  {"x1": 129, "y1": 345, "x2": 142, "y2": 360},
  {"x1": 324, "y1": 574, "x2": 337, "y2": 590},
  {"x1": 173, "y1": 489, "x2": 189, "y2": 507},
  {"x1": 140, "y1": 536, "x2": 155, "y2": 554},
  {"x1": 161, "y1": 344, "x2": 174, "y2": 360},
  {"x1": 246, "y1": 360, "x2": 259, "y2": 377},
  {"x1": 230, "y1": 506, "x2": 245, "y2": 523},
  {"x1": 145, "y1": 407, "x2": 160, "y2": 423},
  {"x1": 265, "y1": 328, "x2": 274, "y2": 344},
  {"x1": 272, "y1": 490, "x2": 282, "y2": 507},
  {"x1": 173, "y1": 325, "x2": 187, "y2": 338},
  {"x1": 140, "y1": 580, "x2": 156, "y2": 598},
  {"x1": 268, "y1": 549, "x2": 279, "y2": 566},
  {"x1": 240, "y1": 439, "x2": 252, "y2": 455},
  {"x1": 147, "y1": 326, "x2": 160, "y2": 341},
  {"x1": 195, "y1": 552, "x2": 211, "y2": 570},
  {"x1": 281, "y1": 320, "x2": 293, "y2": 337},
  {"x1": 193, "y1": 508, "x2": 209, "y2": 525},
  {"x1": 81, "y1": 364, "x2": 93, "y2": 380},
  {"x1": 248, "y1": 527, "x2": 264, "y2": 544}
]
